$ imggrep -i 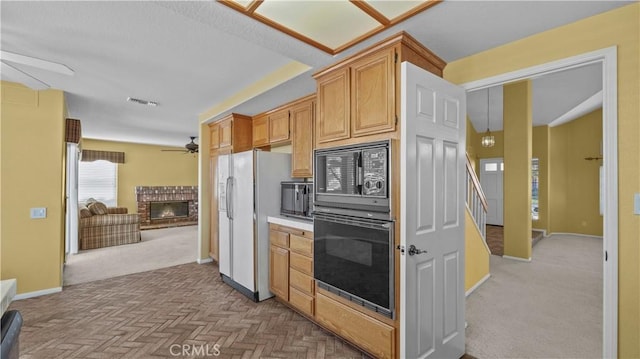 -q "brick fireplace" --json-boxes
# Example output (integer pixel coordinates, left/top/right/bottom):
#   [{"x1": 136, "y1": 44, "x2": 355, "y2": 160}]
[{"x1": 135, "y1": 186, "x2": 198, "y2": 229}]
